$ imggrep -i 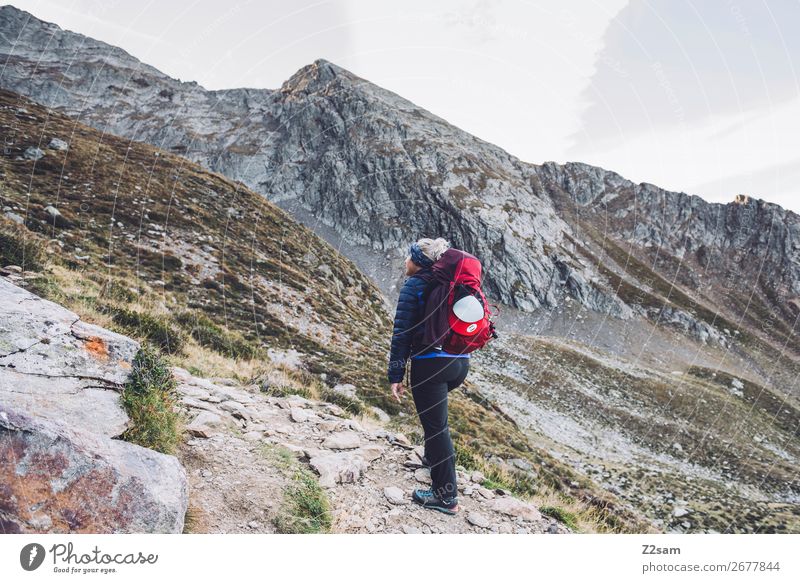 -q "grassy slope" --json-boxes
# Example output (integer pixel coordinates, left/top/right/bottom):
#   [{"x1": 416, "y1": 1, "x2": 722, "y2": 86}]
[
  {"x1": 479, "y1": 332, "x2": 800, "y2": 533},
  {"x1": 0, "y1": 87, "x2": 391, "y2": 400}
]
